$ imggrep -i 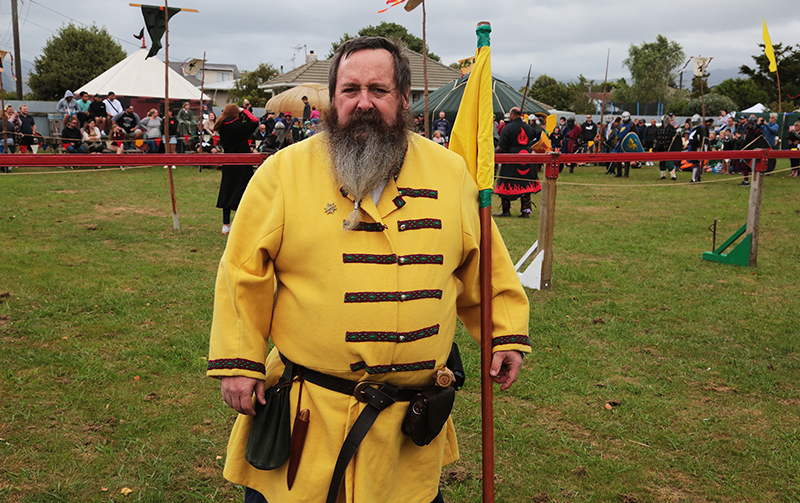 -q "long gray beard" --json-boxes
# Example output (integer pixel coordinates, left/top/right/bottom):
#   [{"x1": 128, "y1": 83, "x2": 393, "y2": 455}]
[{"x1": 323, "y1": 107, "x2": 409, "y2": 229}]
